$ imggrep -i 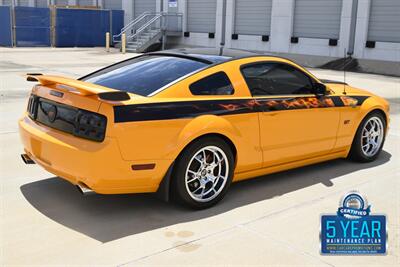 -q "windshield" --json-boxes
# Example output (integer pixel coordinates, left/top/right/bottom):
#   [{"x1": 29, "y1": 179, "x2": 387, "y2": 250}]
[{"x1": 82, "y1": 55, "x2": 209, "y2": 96}]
